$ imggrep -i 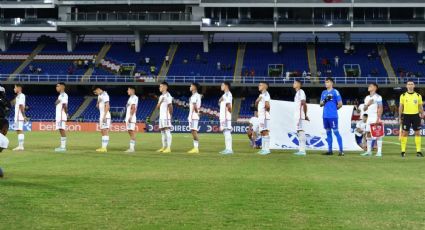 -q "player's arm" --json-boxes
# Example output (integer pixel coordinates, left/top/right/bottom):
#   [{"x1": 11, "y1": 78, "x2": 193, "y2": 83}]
[
  {"x1": 167, "y1": 103, "x2": 173, "y2": 118},
  {"x1": 265, "y1": 101, "x2": 270, "y2": 112},
  {"x1": 337, "y1": 100, "x2": 342, "y2": 109},
  {"x1": 104, "y1": 101, "x2": 110, "y2": 118},
  {"x1": 226, "y1": 103, "x2": 232, "y2": 113},
  {"x1": 377, "y1": 103, "x2": 383, "y2": 122},
  {"x1": 398, "y1": 95, "x2": 404, "y2": 122},
  {"x1": 418, "y1": 96, "x2": 423, "y2": 118},
  {"x1": 129, "y1": 104, "x2": 136, "y2": 122},
  {"x1": 193, "y1": 101, "x2": 199, "y2": 113},
  {"x1": 63, "y1": 103, "x2": 68, "y2": 115},
  {"x1": 302, "y1": 100, "x2": 309, "y2": 120},
  {"x1": 55, "y1": 99, "x2": 60, "y2": 105},
  {"x1": 319, "y1": 93, "x2": 325, "y2": 107},
  {"x1": 255, "y1": 95, "x2": 261, "y2": 107},
  {"x1": 156, "y1": 96, "x2": 163, "y2": 110},
  {"x1": 336, "y1": 91, "x2": 343, "y2": 109},
  {"x1": 19, "y1": 104, "x2": 26, "y2": 120}
]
